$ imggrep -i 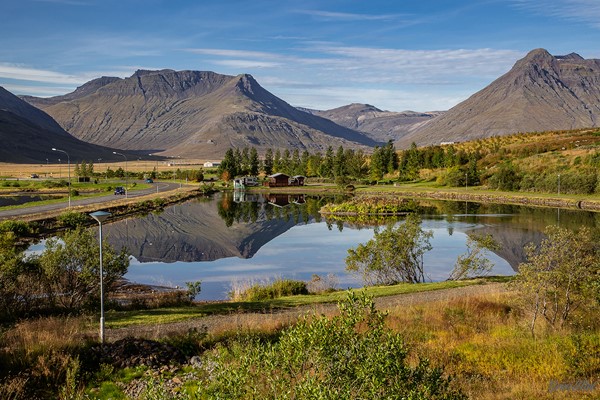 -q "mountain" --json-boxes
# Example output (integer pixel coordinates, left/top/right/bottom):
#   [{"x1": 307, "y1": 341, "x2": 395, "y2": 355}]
[
  {"x1": 398, "y1": 48, "x2": 600, "y2": 148},
  {"x1": 25, "y1": 70, "x2": 380, "y2": 158},
  {"x1": 306, "y1": 103, "x2": 443, "y2": 143},
  {"x1": 0, "y1": 86, "x2": 123, "y2": 163}
]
